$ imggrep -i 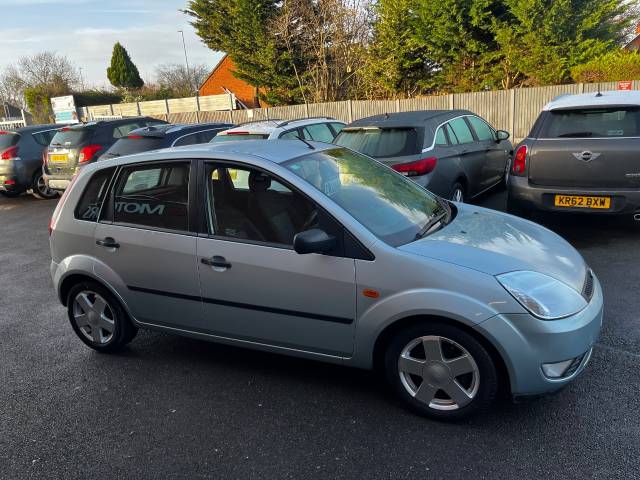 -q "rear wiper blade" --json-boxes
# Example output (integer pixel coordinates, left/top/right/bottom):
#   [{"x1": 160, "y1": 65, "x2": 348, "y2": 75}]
[{"x1": 557, "y1": 131, "x2": 594, "y2": 138}]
